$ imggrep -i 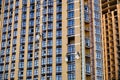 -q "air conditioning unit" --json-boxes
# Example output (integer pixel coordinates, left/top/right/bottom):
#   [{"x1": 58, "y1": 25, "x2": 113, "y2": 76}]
[
  {"x1": 75, "y1": 52, "x2": 80, "y2": 59},
  {"x1": 65, "y1": 56, "x2": 68, "y2": 62},
  {"x1": 36, "y1": 34, "x2": 40, "y2": 40}
]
